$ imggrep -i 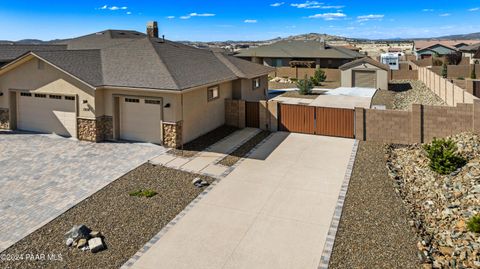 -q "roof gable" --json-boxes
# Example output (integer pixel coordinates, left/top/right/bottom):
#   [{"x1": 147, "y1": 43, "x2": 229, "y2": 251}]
[{"x1": 339, "y1": 57, "x2": 389, "y2": 71}]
